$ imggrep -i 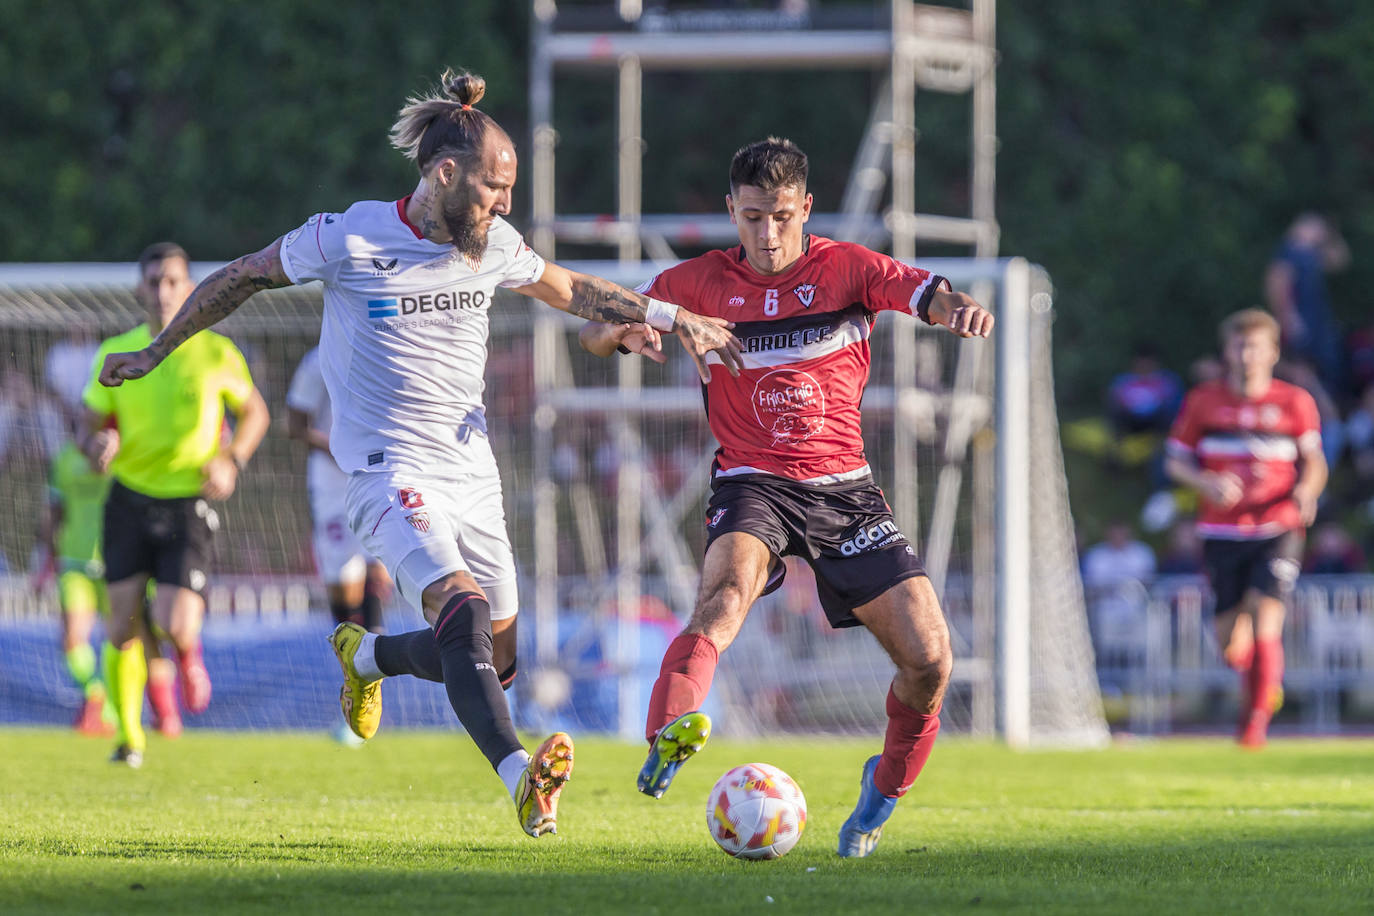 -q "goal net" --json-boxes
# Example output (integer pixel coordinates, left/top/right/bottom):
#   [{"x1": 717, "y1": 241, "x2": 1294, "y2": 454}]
[{"x1": 0, "y1": 259, "x2": 1105, "y2": 747}]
